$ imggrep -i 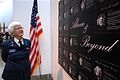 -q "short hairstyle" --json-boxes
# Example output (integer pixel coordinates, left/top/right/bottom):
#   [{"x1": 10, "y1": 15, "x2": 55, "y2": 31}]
[{"x1": 8, "y1": 21, "x2": 22, "y2": 36}]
